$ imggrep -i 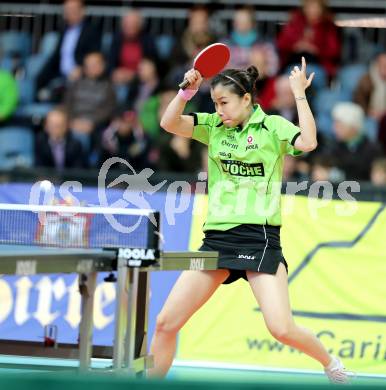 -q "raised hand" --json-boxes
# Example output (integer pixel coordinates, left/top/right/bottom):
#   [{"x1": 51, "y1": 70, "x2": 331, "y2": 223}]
[
  {"x1": 182, "y1": 68, "x2": 203, "y2": 90},
  {"x1": 289, "y1": 57, "x2": 315, "y2": 96}
]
